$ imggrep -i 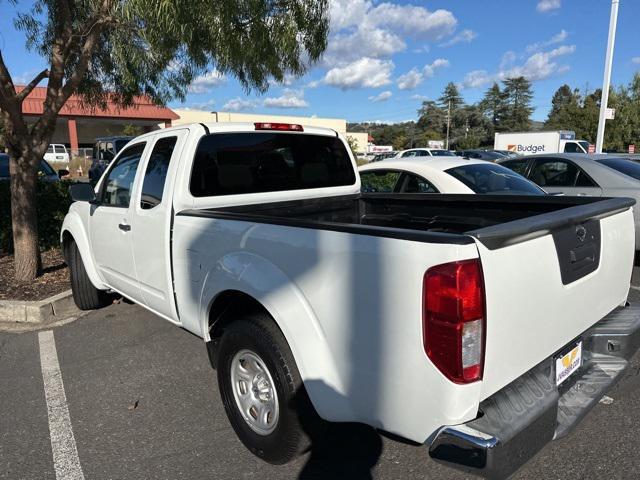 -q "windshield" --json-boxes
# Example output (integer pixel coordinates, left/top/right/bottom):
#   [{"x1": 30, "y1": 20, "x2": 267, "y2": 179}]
[
  {"x1": 40, "y1": 160, "x2": 56, "y2": 176},
  {"x1": 596, "y1": 158, "x2": 640, "y2": 181},
  {"x1": 115, "y1": 139, "x2": 130, "y2": 153},
  {"x1": 430, "y1": 149, "x2": 455, "y2": 157},
  {"x1": 578, "y1": 141, "x2": 590, "y2": 153},
  {"x1": 445, "y1": 163, "x2": 545, "y2": 195}
]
